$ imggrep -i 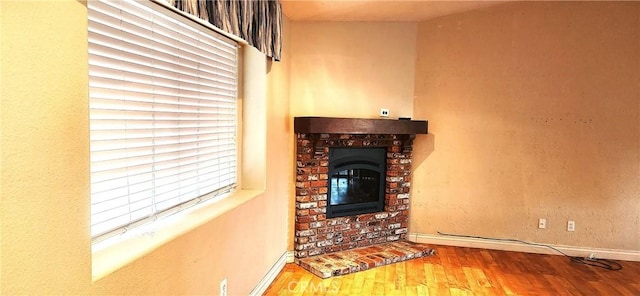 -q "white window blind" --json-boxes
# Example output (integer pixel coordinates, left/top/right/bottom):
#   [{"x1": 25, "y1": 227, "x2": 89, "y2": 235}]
[{"x1": 88, "y1": 0, "x2": 238, "y2": 243}]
